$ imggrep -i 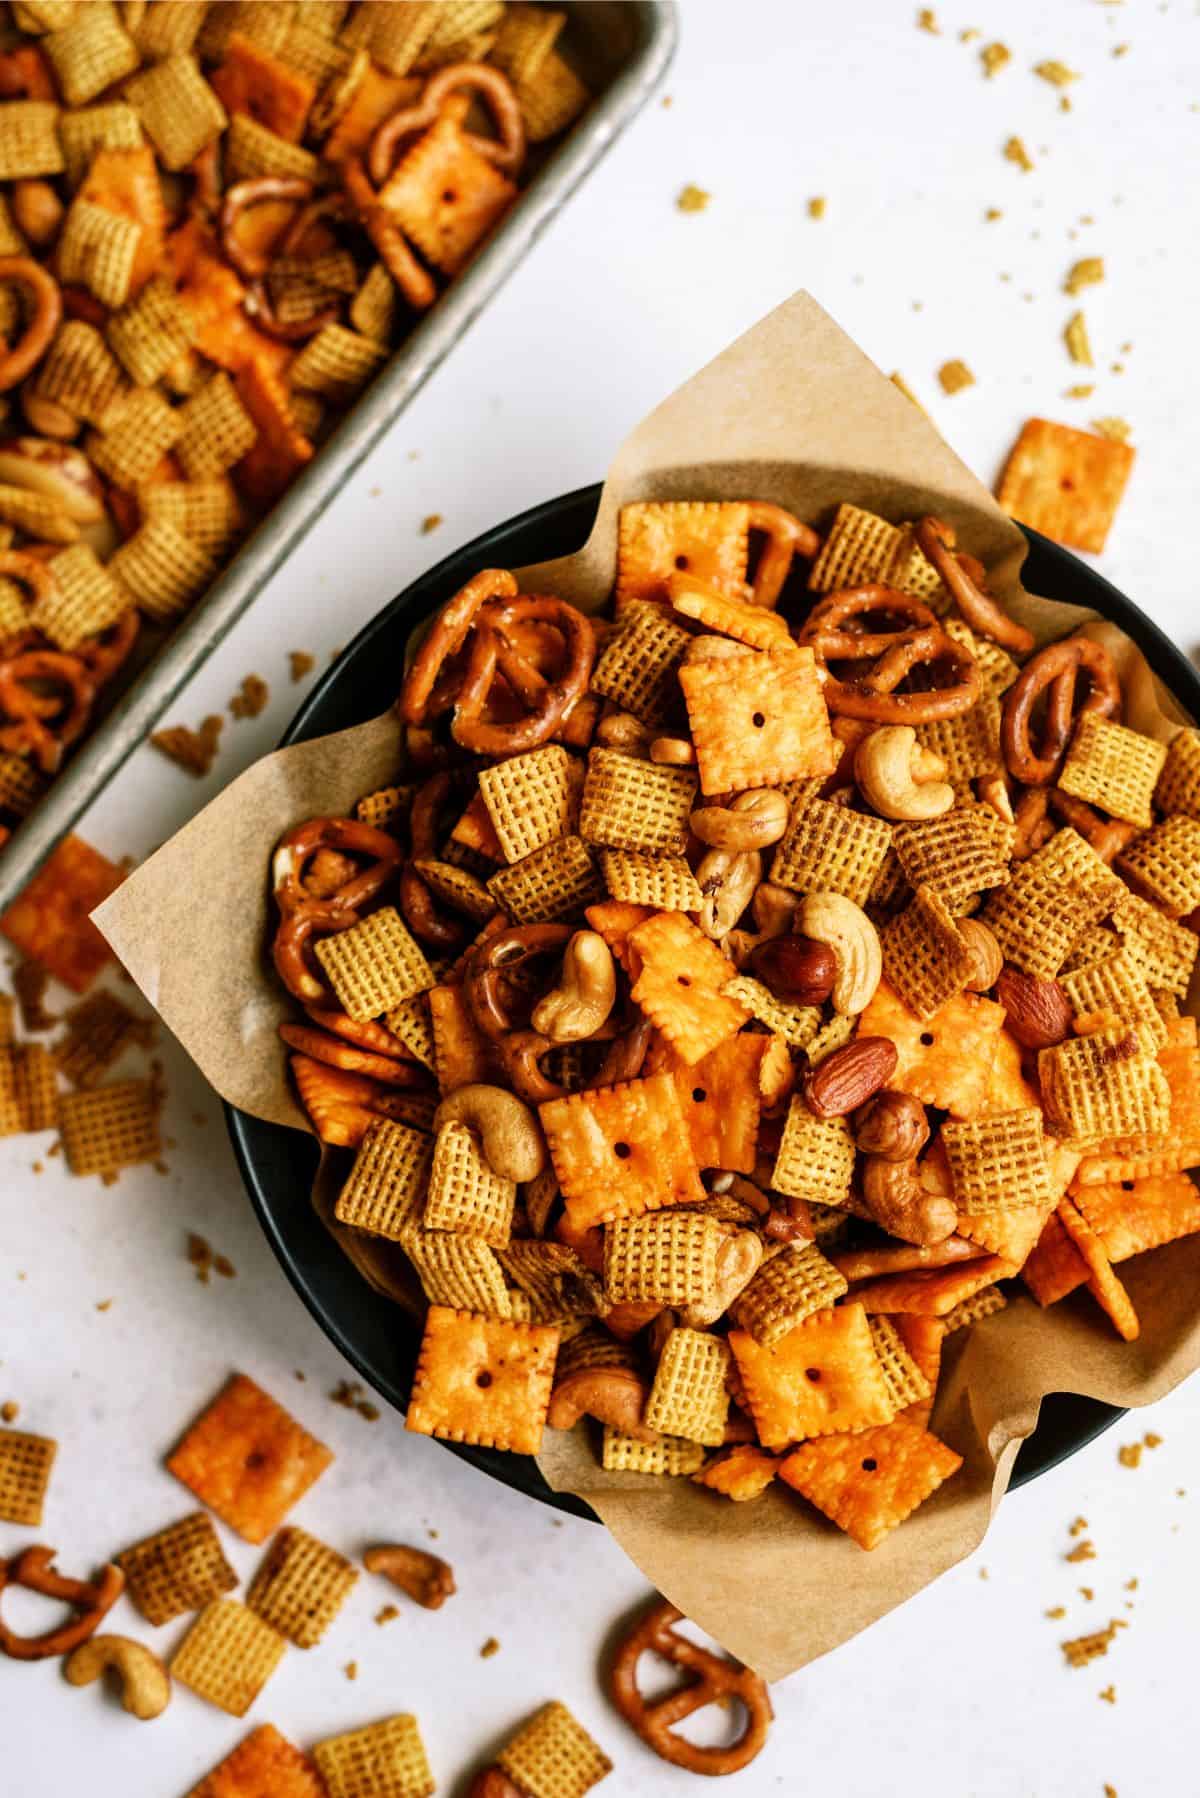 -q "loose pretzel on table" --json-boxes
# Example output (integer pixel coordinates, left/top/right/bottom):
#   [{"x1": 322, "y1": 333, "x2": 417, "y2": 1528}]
[
  {"x1": 609, "y1": 1598, "x2": 774, "y2": 1775},
  {"x1": 368, "y1": 62, "x2": 527, "y2": 187},
  {"x1": 1001, "y1": 635, "x2": 1121, "y2": 786},
  {"x1": 0, "y1": 1547, "x2": 123, "y2": 1662},
  {"x1": 914, "y1": 516, "x2": 1035, "y2": 654},
  {"x1": 0, "y1": 257, "x2": 62, "y2": 392},
  {"x1": 797, "y1": 585, "x2": 981, "y2": 722}
]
